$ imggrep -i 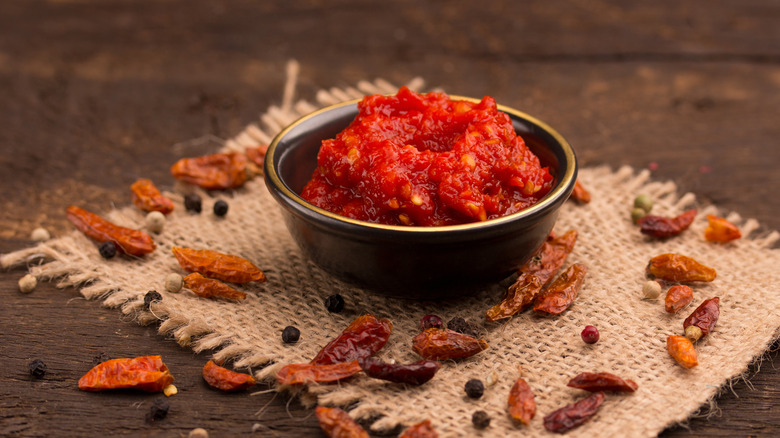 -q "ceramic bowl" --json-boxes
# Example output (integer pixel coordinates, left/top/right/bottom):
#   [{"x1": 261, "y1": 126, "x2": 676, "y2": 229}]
[{"x1": 264, "y1": 97, "x2": 577, "y2": 298}]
